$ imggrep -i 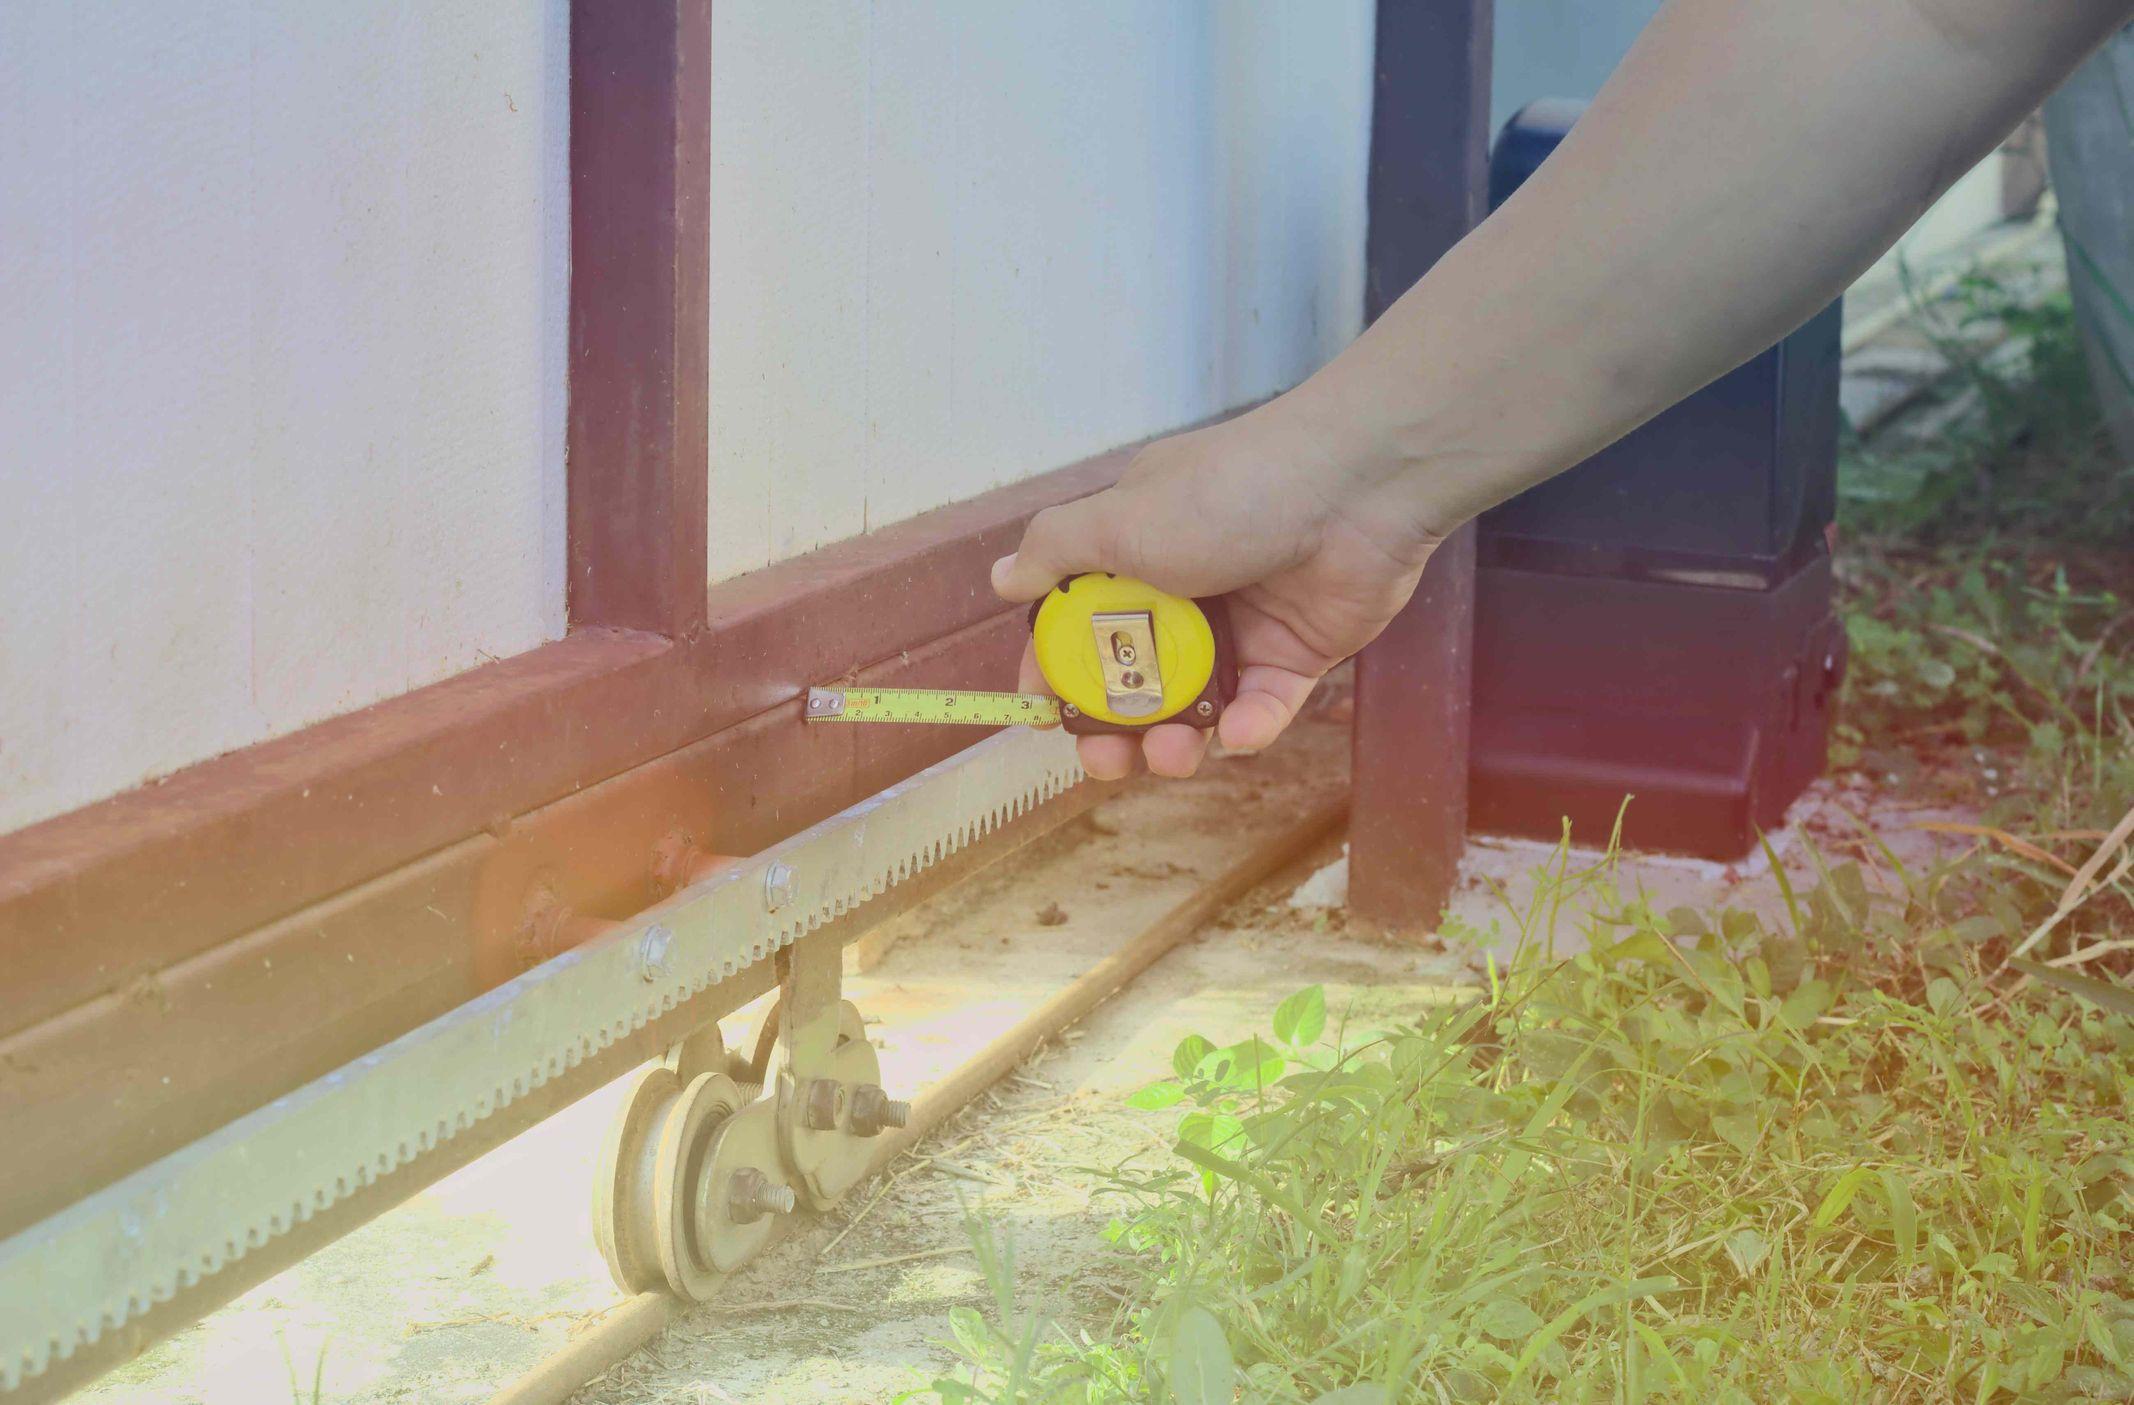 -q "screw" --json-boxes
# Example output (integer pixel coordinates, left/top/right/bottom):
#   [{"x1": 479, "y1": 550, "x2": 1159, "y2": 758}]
[
  {"x1": 1120, "y1": 670, "x2": 1144, "y2": 689},
  {"x1": 1061, "y1": 703, "x2": 1080, "y2": 719},
  {"x1": 1194, "y1": 699, "x2": 1216, "y2": 719},
  {"x1": 727, "y1": 1167, "x2": 796, "y2": 1224},
  {"x1": 850, "y1": 1084, "x2": 911, "y2": 1137},
  {"x1": 764, "y1": 862, "x2": 795, "y2": 912},
  {"x1": 803, "y1": 1078, "x2": 846, "y2": 1131},
  {"x1": 636, "y1": 926, "x2": 674, "y2": 982}
]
